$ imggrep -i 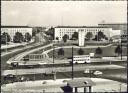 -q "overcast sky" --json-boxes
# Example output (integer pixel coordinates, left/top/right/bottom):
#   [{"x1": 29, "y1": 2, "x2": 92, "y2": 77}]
[{"x1": 1, "y1": 1, "x2": 127, "y2": 26}]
